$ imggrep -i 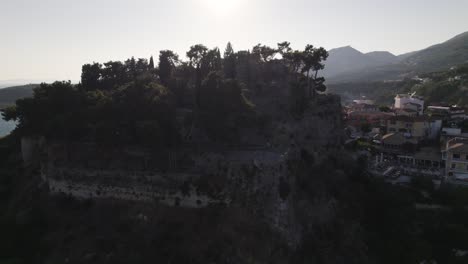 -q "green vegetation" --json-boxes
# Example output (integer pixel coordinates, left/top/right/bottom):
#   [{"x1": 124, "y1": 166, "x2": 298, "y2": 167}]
[
  {"x1": 1, "y1": 42, "x2": 329, "y2": 145},
  {"x1": 5, "y1": 39, "x2": 468, "y2": 263},
  {"x1": 0, "y1": 135, "x2": 47, "y2": 264},
  {"x1": 331, "y1": 63, "x2": 468, "y2": 106},
  {"x1": 363, "y1": 180, "x2": 468, "y2": 264},
  {"x1": 412, "y1": 64, "x2": 468, "y2": 106},
  {"x1": 329, "y1": 79, "x2": 419, "y2": 105}
]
